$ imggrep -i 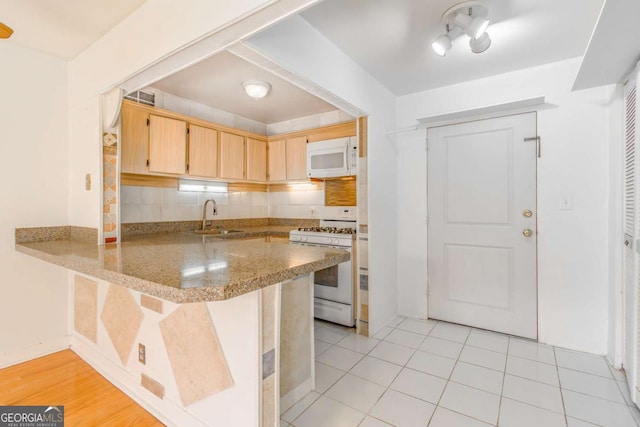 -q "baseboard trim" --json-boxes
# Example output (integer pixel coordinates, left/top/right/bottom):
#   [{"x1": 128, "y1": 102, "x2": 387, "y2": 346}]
[
  {"x1": 0, "y1": 336, "x2": 70, "y2": 369},
  {"x1": 70, "y1": 336, "x2": 208, "y2": 427},
  {"x1": 280, "y1": 377, "x2": 314, "y2": 414}
]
